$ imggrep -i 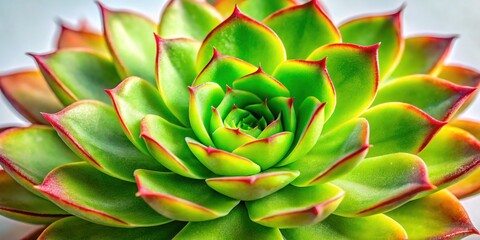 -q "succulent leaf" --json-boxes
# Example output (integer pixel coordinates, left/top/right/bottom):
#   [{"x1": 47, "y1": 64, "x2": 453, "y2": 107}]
[
  {"x1": 0, "y1": 126, "x2": 81, "y2": 193},
  {"x1": 374, "y1": 74, "x2": 476, "y2": 121},
  {"x1": 289, "y1": 118, "x2": 369, "y2": 186},
  {"x1": 0, "y1": 70, "x2": 63, "y2": 124},
  {"x1": 389, "y1": 36, "x2": 456, "y2": 80},
  {"x1": 246, "y1": 183, "x2": 344, "y2": 228},
  {"x1": 32, "y1": 50, "x2": 122, "y2": 105},
  {"x1": 156, "y1": 36, "x2": 200, "y2": 126},
  {"x1": 0, "y1": 170, "x2": 69, "y2": 224},
  {"x1": 233, "y1": 68, "x2": 290, "y2": 100},
  {"x1": 340, "y1": 8, "x2": 404, "y2": 80},
  {"x1": 308, "y1": 43, "x2": 379, "y2": 130},
  {"x1": 267, "y1": 97, "x2": 296, "y2": 132},
  {"x1": 197, "y1": 7, "x2": 286, "y2": 73},
  {"x1": 100, "y1": 4, "x2": 157, "y2": 83},
  {"x1": 387, "y1": 190, "x2": 479, "y2": 239},
  {"x1": 333, "y1": 153, "x2": 434, "y2": 216},
  {"x1": 44, "y1": 100, "x2": 166, "y2": 182},
  {"x1": 159, "y1": 0, "x2": 223, "y2": 40},
  {"x1": 38, "y1": 217, "x2": 185, "y2": 240},
  {"x1": 448, "y1": 167, "x2": 480, "y2": 199},
  {"x1": 361, "y1": 102, "x2": 445, "y2": 157},
  {"x1": 237, "y1": 0, "x2": 296, "y2": 21},
  {"x1": 56, "y1": 22, "x2": 110, "y2": 57},
  {"x1": 281, "y1": 214, "x2": 407, "y2": 239},
  {"x1": 135, "y1": 170, "x2": 240, "y2": 221},
  {"x1": 264, "y1": 0, "x2": 340, "y2": 59}
]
